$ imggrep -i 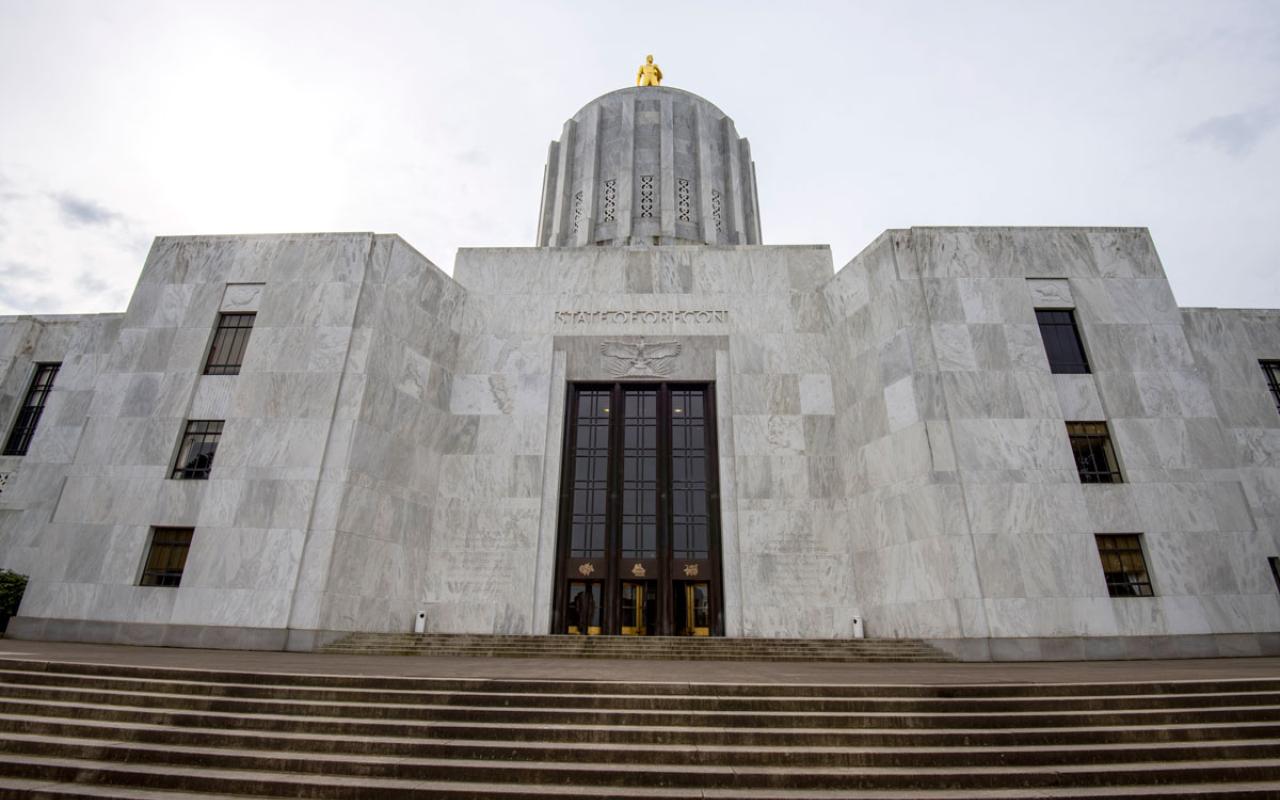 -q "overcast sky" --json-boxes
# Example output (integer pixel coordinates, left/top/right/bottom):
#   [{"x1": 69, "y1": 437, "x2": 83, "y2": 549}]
[{"x1": 1, "y1": 0, "x2": 1277, "y2": 315}]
